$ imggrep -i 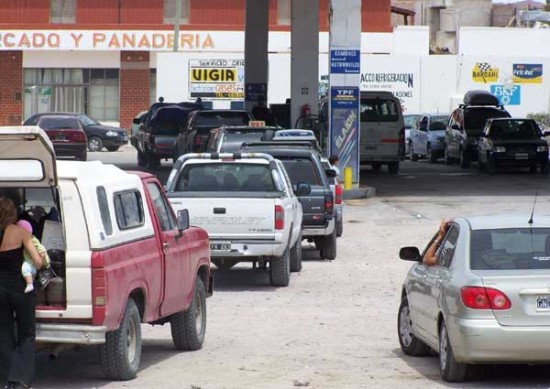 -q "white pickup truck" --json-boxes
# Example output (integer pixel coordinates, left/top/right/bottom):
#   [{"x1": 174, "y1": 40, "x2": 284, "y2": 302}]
[{"x1": 165, "y1": 153, "x2": 309, "y2": 287}]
